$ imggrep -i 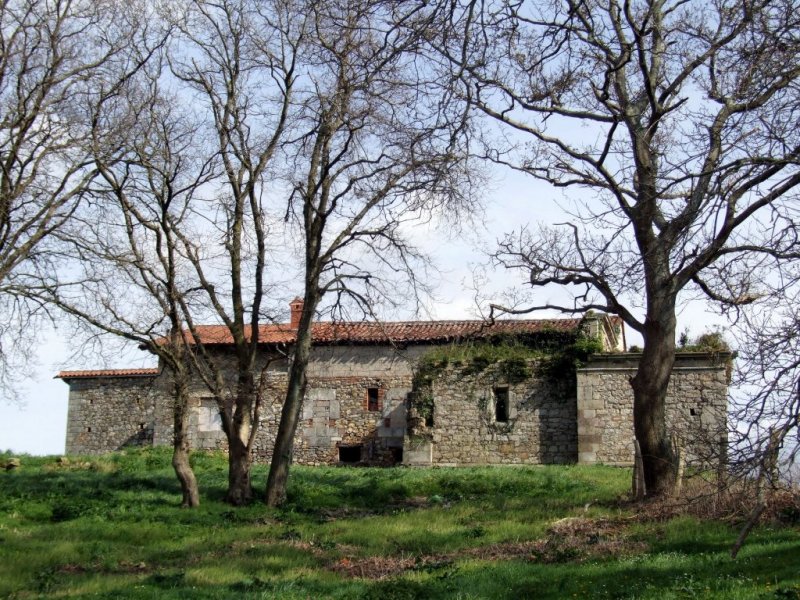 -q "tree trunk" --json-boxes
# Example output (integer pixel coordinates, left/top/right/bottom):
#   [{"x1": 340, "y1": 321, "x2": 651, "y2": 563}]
[
  {"x1": 225, "y1": 375, "x2": 256, "y2": 505},
  {"x1": 630, "y1": 303, "x2": 678, "y2": 497},
  {"x1": 172, "y1": 444, "x2": 200, "y2": 508},
  {"x1": 226, "y1": 435, "x2": 253, "y2": 505},
  {"x1": 172, "y1": 373, "x2": 200, "y2": 508},
  {"x1": 265, "y1": 295, "x2": 315, "y2": 507}
]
